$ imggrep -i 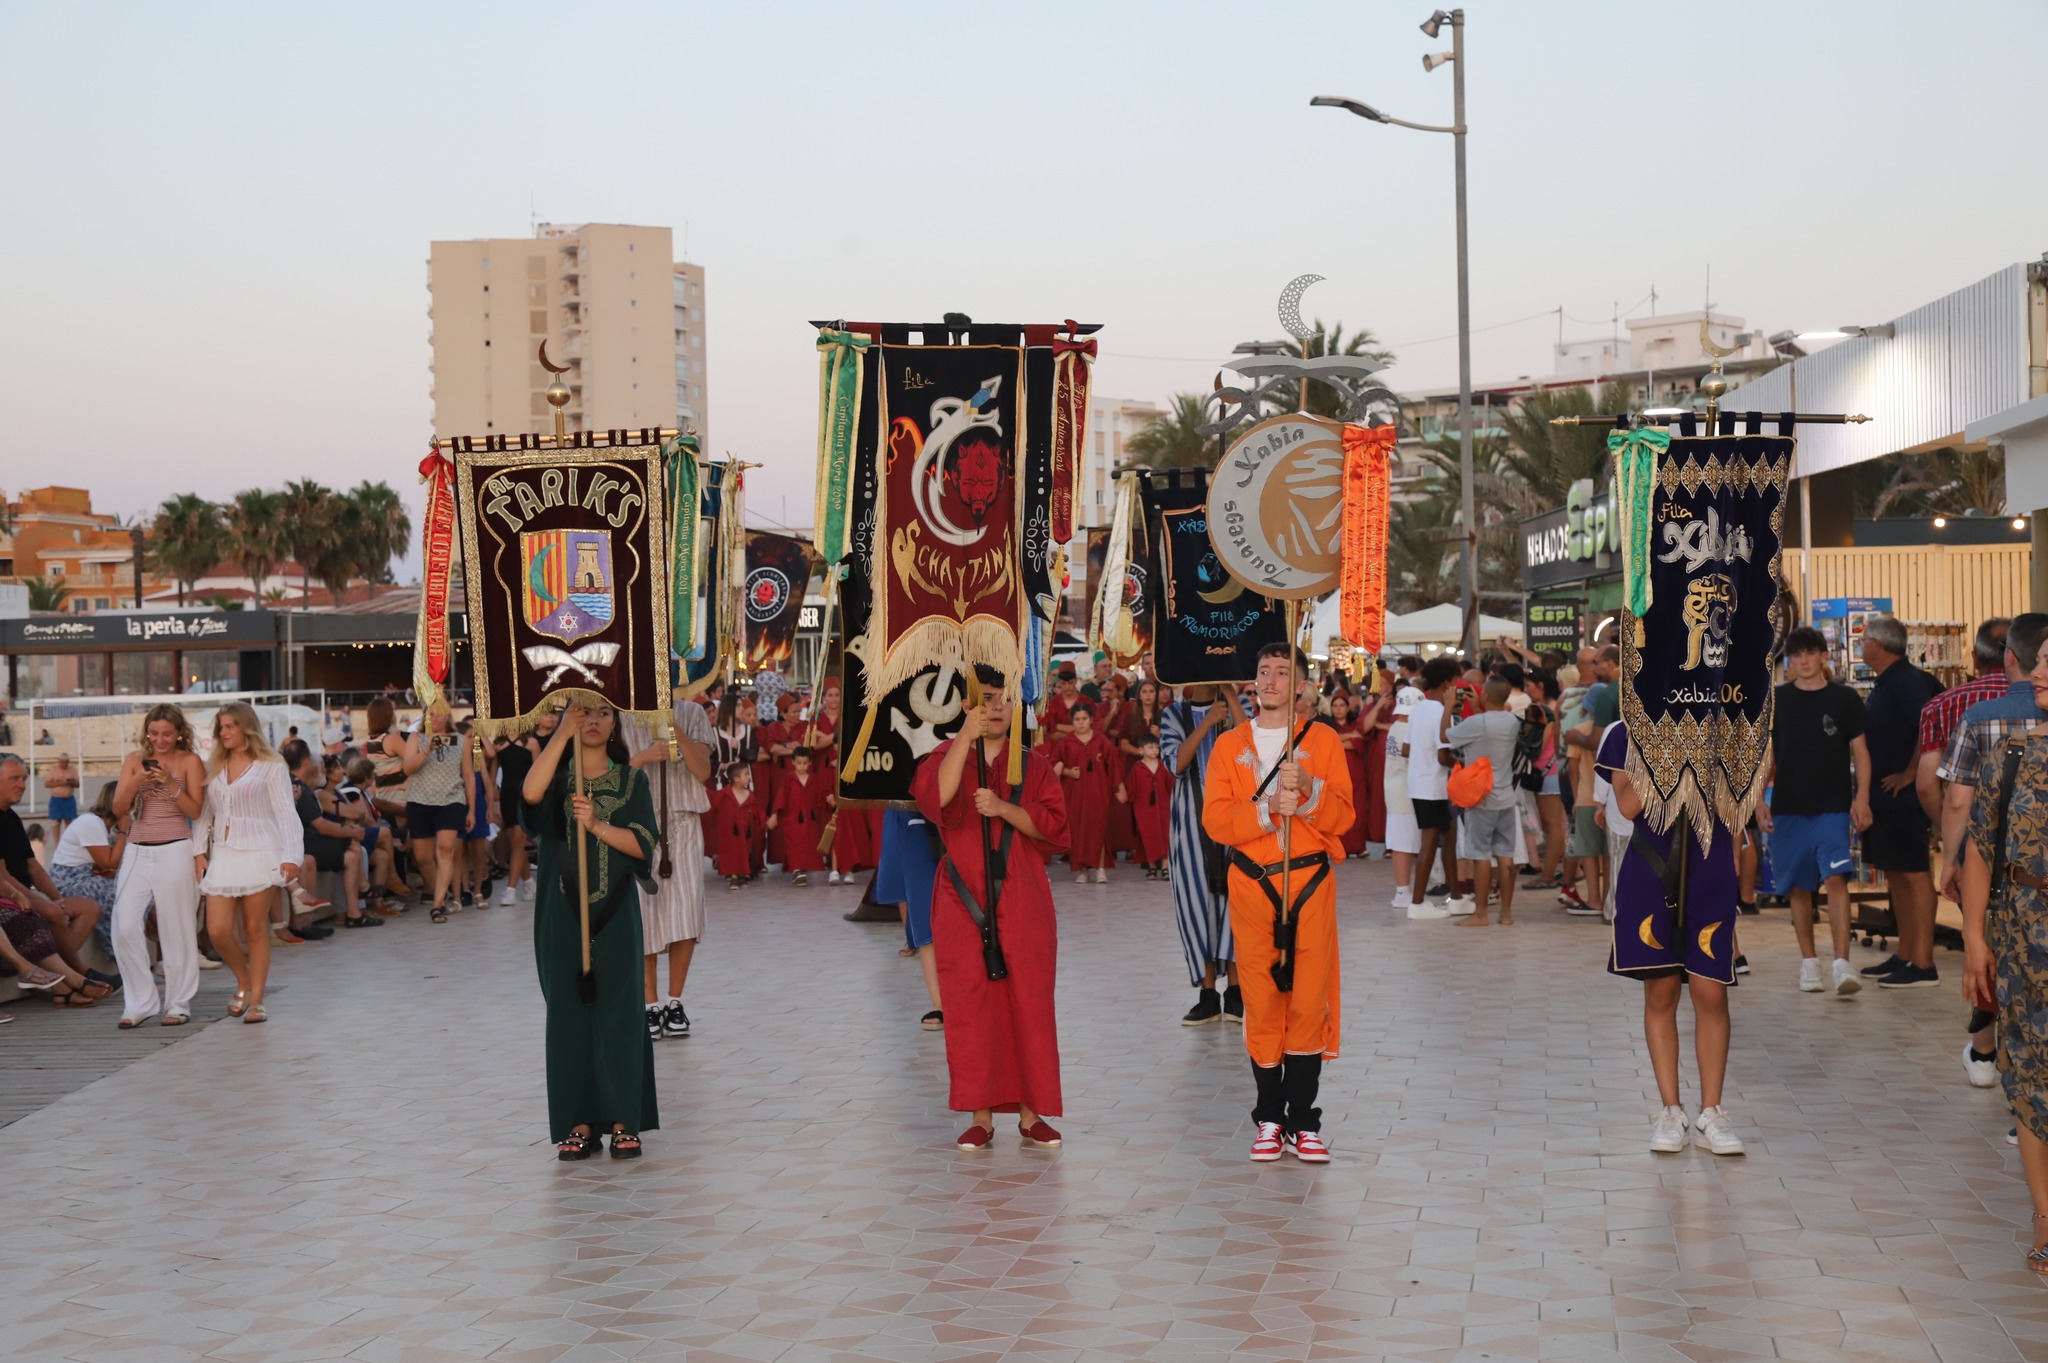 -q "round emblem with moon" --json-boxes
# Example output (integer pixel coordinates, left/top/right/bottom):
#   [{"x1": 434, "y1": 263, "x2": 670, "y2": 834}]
[{"x1": 1206, "y1": 414, "x2": 1346, "y2": 600}]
